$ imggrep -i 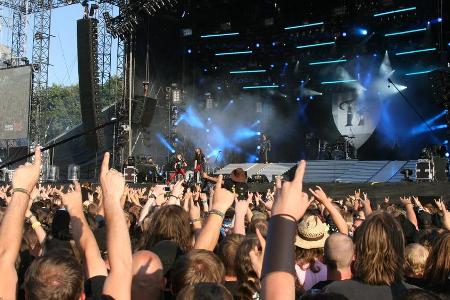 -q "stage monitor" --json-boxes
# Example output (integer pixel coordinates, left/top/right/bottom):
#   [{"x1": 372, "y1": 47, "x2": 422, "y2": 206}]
[{"x1": 0, "y1": 66, "x2": 32, "y2": 140}]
